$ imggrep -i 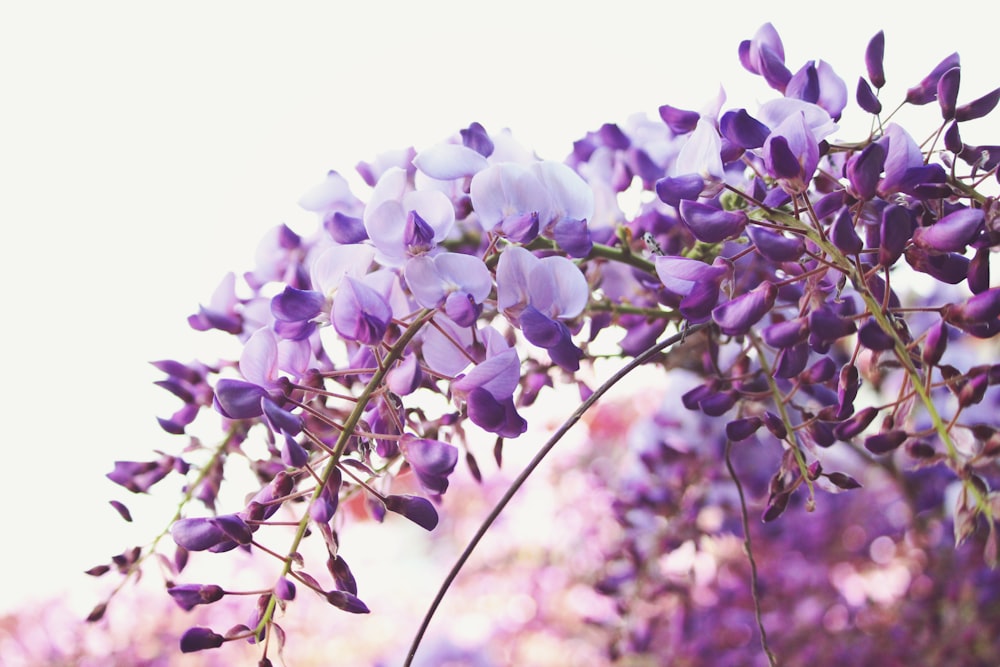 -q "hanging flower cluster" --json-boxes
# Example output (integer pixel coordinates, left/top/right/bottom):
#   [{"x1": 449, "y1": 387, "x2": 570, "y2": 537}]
[{"x1": 89, "y1": 23, "x2": 999, "y2": 665}]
